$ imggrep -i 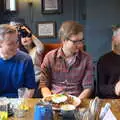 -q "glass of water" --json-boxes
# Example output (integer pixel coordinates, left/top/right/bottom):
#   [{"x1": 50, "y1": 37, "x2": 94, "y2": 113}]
[
  {"x1": 18, "y1": 87, "x2": 29, "y2": 108},
  {"x1": 18, "y1": 87, "x2": 28, "y2": 98},
  {"x1": 13, "y1": 88, "x2": 28, "y2": 118}
]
